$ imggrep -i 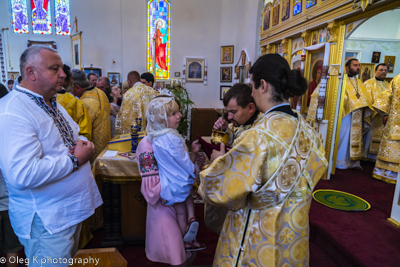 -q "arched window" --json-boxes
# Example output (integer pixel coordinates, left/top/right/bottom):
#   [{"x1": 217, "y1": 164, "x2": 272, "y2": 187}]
[
  {"x1": 147, "y1": 0, "x2": 171, "y2": 80},
  {"x1": 55, "y1": 0, "x2": 71, "y2": 35},
  {"x1": 10, "y1": 0, "x2": 29, "y2": 33},
  {"x1": 31, "y1": 0, "x2": 52, "y2": 34}
]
